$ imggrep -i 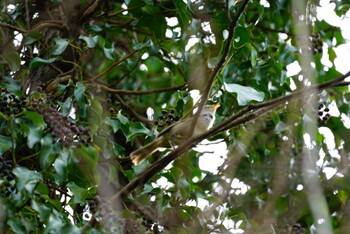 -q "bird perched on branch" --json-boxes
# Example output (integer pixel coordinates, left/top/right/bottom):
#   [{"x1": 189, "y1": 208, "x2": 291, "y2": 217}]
[{"x1": 130, "y1": 103, "x2": 220, "y2": 165}]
